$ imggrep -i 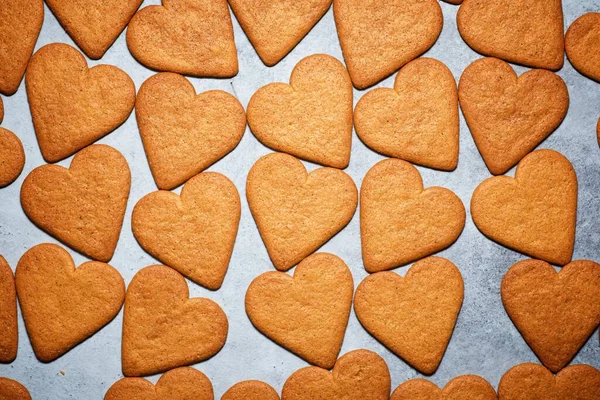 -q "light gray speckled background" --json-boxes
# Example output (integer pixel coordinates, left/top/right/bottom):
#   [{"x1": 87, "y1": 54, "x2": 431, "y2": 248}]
[{"x1": 1, "y1": 1, "x2": 599, "y2": 398}]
